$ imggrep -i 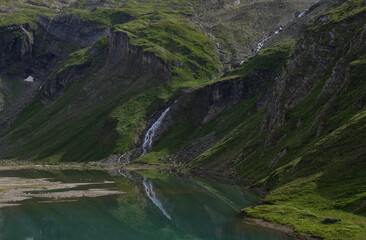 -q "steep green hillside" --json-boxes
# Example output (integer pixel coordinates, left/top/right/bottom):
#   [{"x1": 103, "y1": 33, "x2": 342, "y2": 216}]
[
  {"x1": 0, "y1": 0, "x2": 222, "y2": 162},
  {"x1": 184, "y1": 0, "x2": 366, "y2": 177},
  {"x1": 134, "y1": 41, "x2": 295, "y2": 165},
  {"x1": 0, "y1": 0, "x2": 315, "y2": 162},
  {"x1": 130, "y1": 0, "x2": 366, "y2": 239},
  {"x1": 244, "y1": 109, "x2": 366, "y2": 240},
  {"x1": 185, "y1": 0, "x2": 366, "y2": 239},
  {"x1": 0, "y1": 0, "x2": 365, "y2": 238}
]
